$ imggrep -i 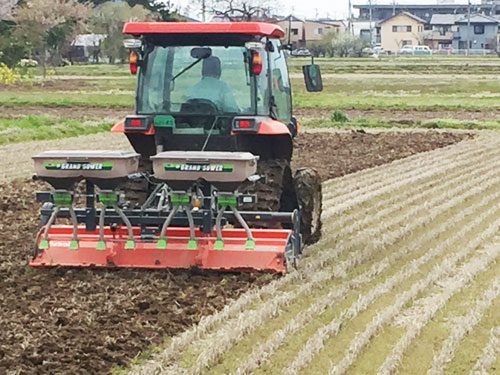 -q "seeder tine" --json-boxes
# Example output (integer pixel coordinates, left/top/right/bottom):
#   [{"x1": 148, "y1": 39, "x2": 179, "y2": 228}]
[
  {"x1": 96, "y1": 240, "x2": 106, "y2": 250},
  {"x1": 187, "y1": 239, "x2": 197, "y2": 250},
  {"x1": 214, "y1": 239, "x2": 224, "y2": 250},
  {"x1": 38, "y1": 238, "x2": 49, "y2": 249},
  {"x1": 156, "y1": 238, "x2": 167, "y2": 249},
  {"x1": 69, "y1": 239, "x2": 79, "y2": 250},
  {"x1": 245, "y1": 239, "x2": 255, "y2": 249},
  {"x1": 124, "y1": 240, "x2": 135, "y2": 250}
]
